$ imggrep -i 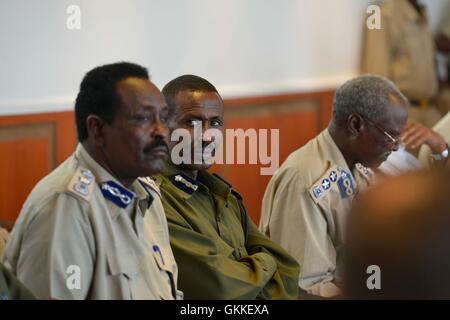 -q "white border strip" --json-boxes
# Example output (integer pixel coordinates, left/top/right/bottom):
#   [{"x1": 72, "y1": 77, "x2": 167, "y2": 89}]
[{"x1": 0, "y1": 75, "x2": 354, "y2": 116}]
